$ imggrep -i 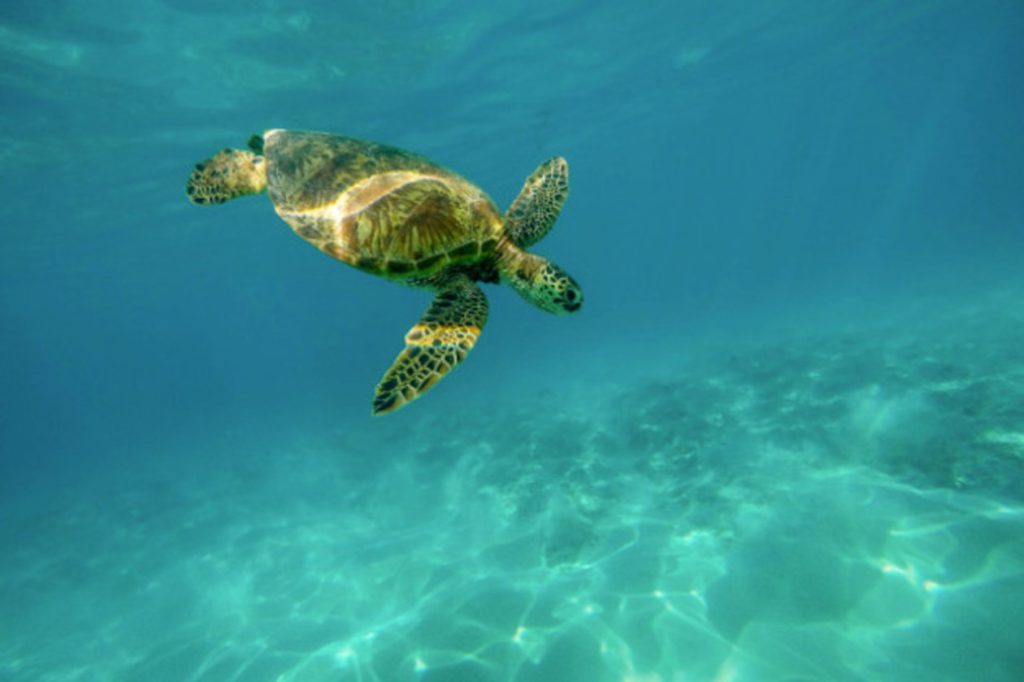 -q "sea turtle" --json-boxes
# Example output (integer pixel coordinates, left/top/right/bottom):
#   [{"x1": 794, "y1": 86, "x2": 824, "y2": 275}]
[{"x1": 186, "y1": 129, "x2": 582, "y2": 415}]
